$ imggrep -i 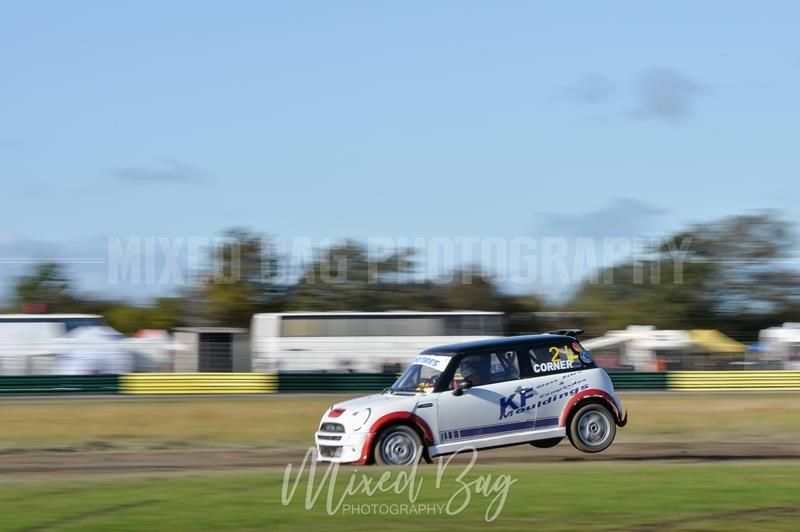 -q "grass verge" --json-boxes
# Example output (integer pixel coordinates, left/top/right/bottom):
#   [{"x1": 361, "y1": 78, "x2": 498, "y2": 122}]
[
  {"x1": 0, "y1": 461, "x2": 798, "y2": 531},
  {"x1": 1, "y1": 392, "x2": 798, "y2": 451}
]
